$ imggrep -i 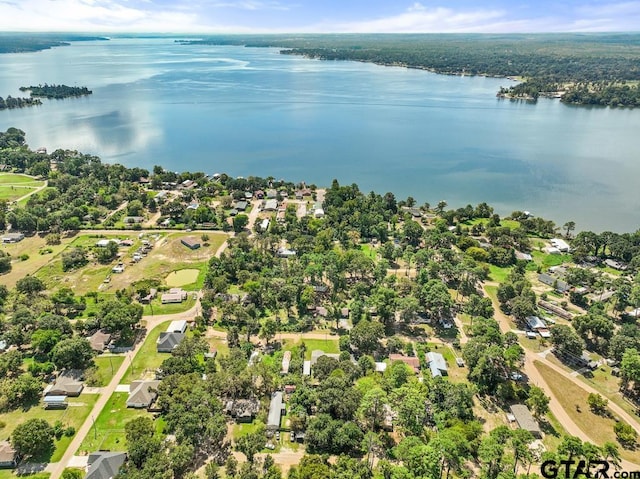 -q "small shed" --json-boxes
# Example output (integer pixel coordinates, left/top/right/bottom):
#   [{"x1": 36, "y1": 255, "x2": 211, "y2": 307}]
[{"x1": 43, "y1": 395, "x2": 68, "y2": 409}]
